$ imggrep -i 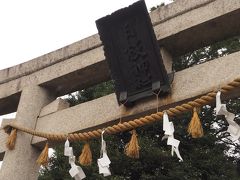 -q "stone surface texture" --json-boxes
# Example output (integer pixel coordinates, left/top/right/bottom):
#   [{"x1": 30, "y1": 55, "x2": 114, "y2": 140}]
[
  {"x1": 0, "y1": 119, "x2": 15, "y2": 160},
  {"x1": 0, "y1": 86, "x2": 55, "y2": 180},
  {"x1": 39, "y1": 98, "x2": 70, "y2": 118},
  {"x1": 0, "y1": 0, "x2": 240, "y2": 115},
  {"x1": 0, "y1": 130, "x2": 7, "y2": 160},
  {"x1": 160, "y1": 47, "x2": 172, "y2": 74},
  {"x1": 32, "y1": 51, "x2": 240, "y2": 146},
  {"x1": 0, "y1": 0, "x2": 240, "y2": 178}
]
